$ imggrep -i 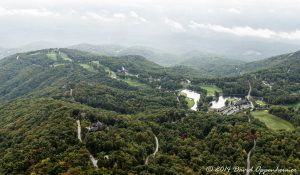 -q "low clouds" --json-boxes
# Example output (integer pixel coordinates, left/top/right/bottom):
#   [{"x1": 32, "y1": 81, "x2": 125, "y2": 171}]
[
  {"x1": 82, "y1": 10, "x2": 147, "y2": 24},
  {"x1": 113, "y1": 13, "x2": 126, "y2": 19},
  {"x1": 227, "y1": 8, "x2": 241, "y2": 14},
  {"x1": 1, "y1": 0, "x2": 300, "y2": 48},
  {"x1": 0, "y1": 7, "x2": 59, "y2": 17},
  {"x1": 189, "y1": 21, "x2": 300, "y2": 40},
  {"x1": 83, "y1": 12, "x2": 116, "y2": 22},
  {"x1": 164, "y1": 18, "x2": 185, "y2": 32},
  {"x1": 130, "y1": 11, "x2": 147, "y2": 23}
]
